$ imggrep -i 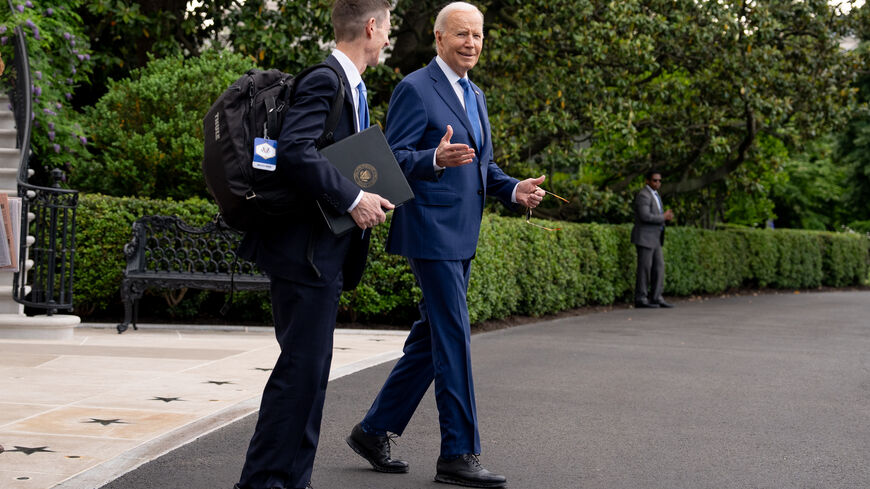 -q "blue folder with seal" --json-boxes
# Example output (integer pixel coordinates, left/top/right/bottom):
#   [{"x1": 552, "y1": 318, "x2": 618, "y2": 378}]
[{"x1": 317, "y1": 125, "x2": 414, "y2": 235}]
